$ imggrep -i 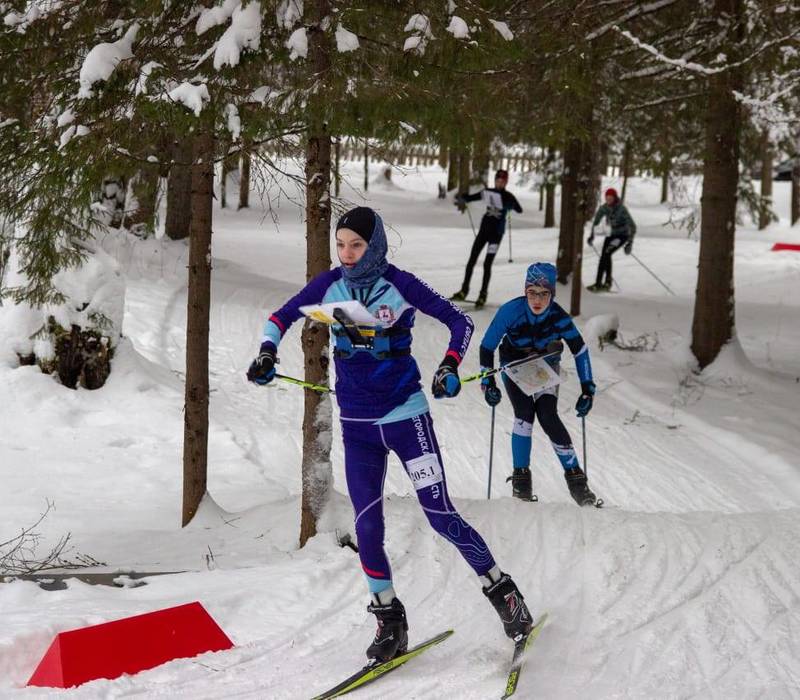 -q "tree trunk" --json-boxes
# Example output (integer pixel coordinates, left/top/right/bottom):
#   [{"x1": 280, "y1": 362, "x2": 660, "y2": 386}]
[
  {"x1": 238, "y1": 145, "x2": 251, "y2": 209},
  {"x1": 182, "y1": 128, "x2": 214, "y2": 527},
  {"x1": 471, "y1": 134, "x2": 490, "y2": 186},
  {"x1": 334, "y1": 136, "x2": 341, "y2": 198},
  {"x1": 363, "y1": 140, "x2": 369, "y2": 192},
  {"x1": 792, "y1": 157, "x2": 800, "y2": 226},
  {"x1": 438, "y1": 143, "x2": 448, "y2": 170},
  {"x1": 571, "y1": 130, "x2": 594, "y2": 317},
  {"x1": 557, "y1": 139, "x2": 581, "y2": 283},
  {"x1": 544, "y1": 147, "x2": 556, "y2": 228},
  {"x1": 691, "y1": 0, "x2": 743, "y2": 369},
  {"x1": 122, "y1": 166, "x2": 159, "y2": 236},
  {"x1": 660, "y1": 149, "x2": 671, "y2": 204},
  {"x1": 220, "y1": 144, "x2": 236, "y2": 210},
  {"x1": 587, "y1": 129, "x2": 602, "y2": 225},
  {"x1": 165, "y1": 136, "x2": 192, "y2": 241},
  {"x1": 545, "y1": 182, "x2": 556, "y2": 227},
  {"x1": 458, "y1": 148, "x2": 471, "y2": 196},
  {"x1": 620, "y1": 140, "x2": 631, "y2": 201},
  {"x1": 447, "y1": 149, "x2": 459, "y2": 191},
  {"x1": 538, "y1": 183, "x2": 544, "y2": 211},
  {"x1": 758, "y1": 131, "x2": 772, "y2": 230},
  {"x1": 299, "y1": 0, "x2": 334, "y2": 548}
]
